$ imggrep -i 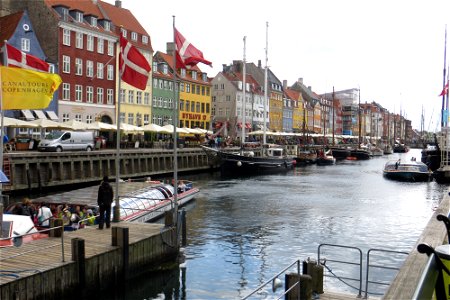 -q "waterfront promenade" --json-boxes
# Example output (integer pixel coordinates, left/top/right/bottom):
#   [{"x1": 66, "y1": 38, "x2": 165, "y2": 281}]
[{"x1": 0, "y1": 222, "x2": 179, "y2": 299}]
